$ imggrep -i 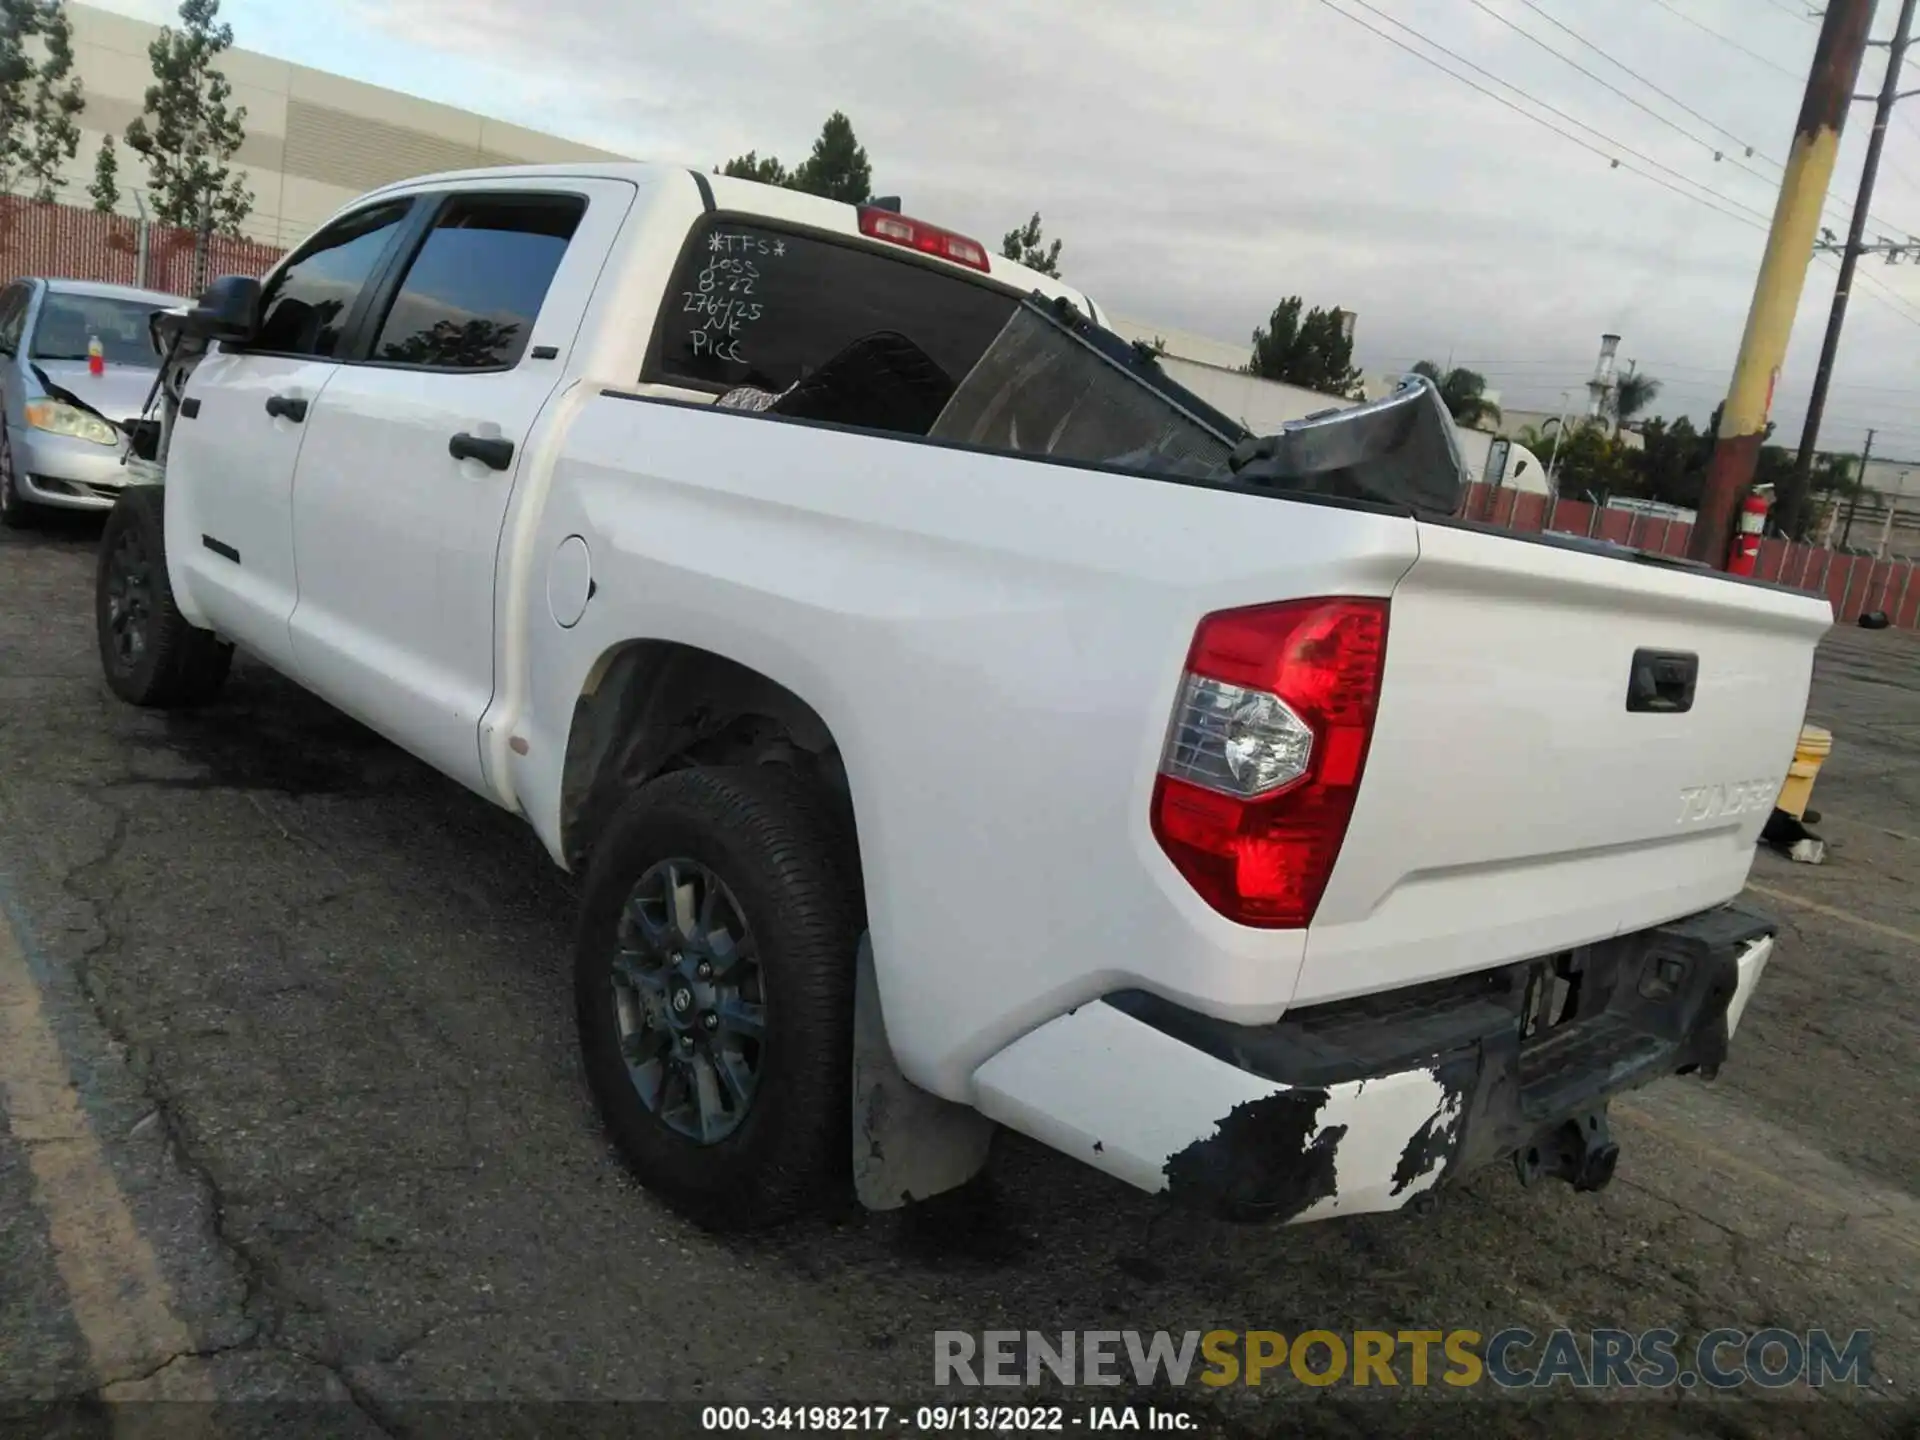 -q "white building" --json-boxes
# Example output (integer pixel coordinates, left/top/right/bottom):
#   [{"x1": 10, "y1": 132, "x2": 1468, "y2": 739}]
[{"x1": 53, "y1": 3, "x2": 627, "y2": 249}]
